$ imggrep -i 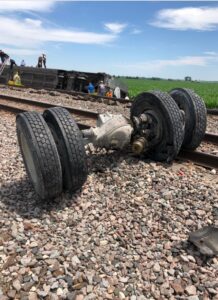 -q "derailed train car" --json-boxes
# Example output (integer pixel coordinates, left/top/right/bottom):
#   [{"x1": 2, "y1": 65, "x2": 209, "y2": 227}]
[{"x1": 0, "y1": 66, "x2": 128, "y2": 97}]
